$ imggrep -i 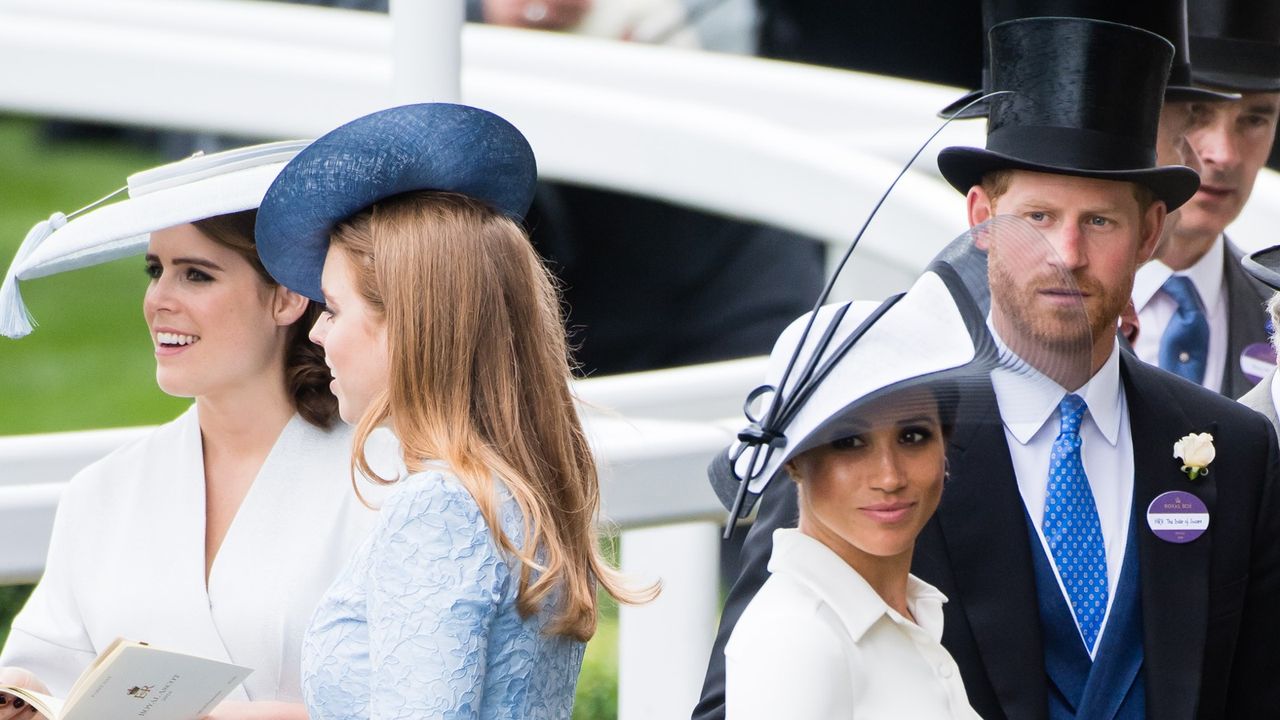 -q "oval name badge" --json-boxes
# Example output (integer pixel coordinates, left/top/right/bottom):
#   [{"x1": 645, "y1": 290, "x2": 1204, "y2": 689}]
[
  {"x1": 1240, "y1": 342, "x2": 1277, "y2": 385},
  {"x1": 1147, "y1": 491, "x2": 1209, "y2": 544}
]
